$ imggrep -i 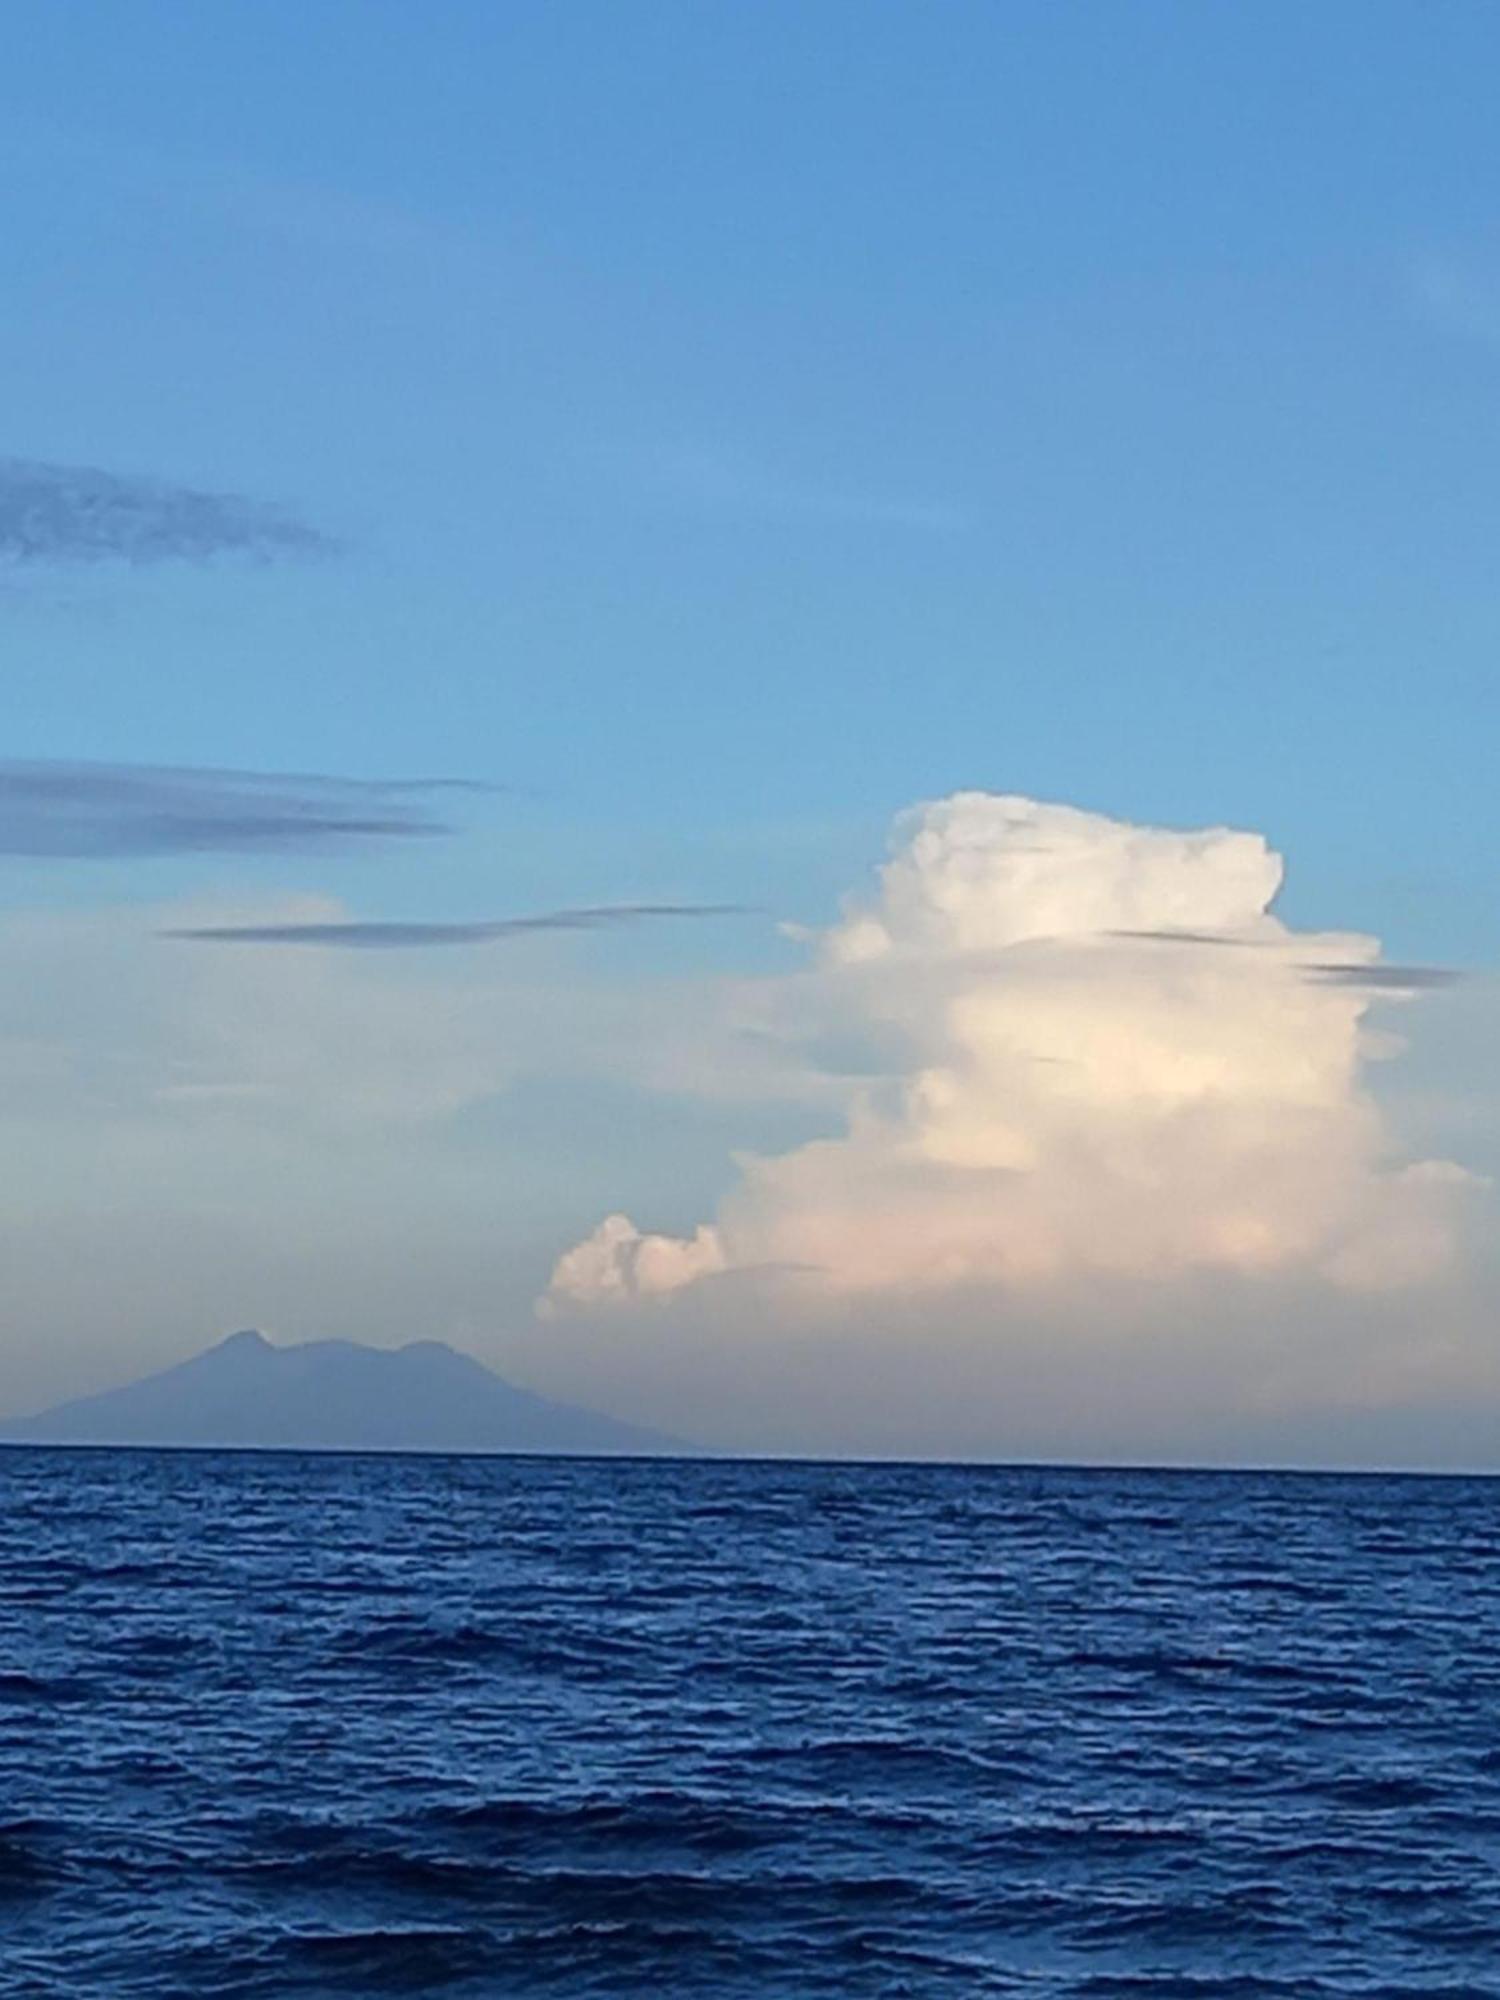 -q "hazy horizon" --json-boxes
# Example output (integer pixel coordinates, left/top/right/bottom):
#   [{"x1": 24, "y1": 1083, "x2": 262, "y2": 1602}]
[{"x1": 14, "y1": 1317, "x2": 1500, "y2": 1478}]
